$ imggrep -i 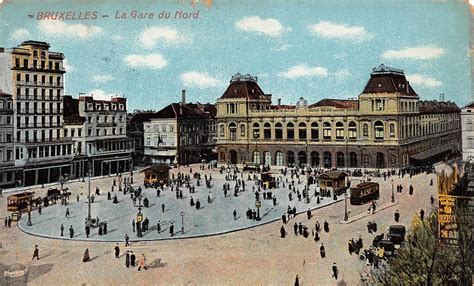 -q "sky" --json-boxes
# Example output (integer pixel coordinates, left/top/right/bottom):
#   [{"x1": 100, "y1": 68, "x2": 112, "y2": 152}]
[{"x1": 0, "y1": 0, "x2": 471, "y2": 111}]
